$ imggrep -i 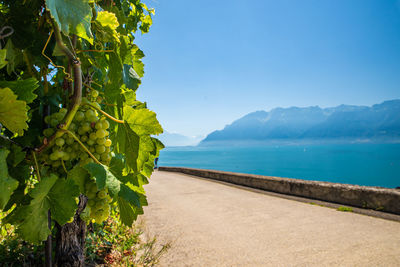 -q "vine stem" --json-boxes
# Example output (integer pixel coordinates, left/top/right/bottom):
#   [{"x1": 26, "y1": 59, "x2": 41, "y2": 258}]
[
  {"x1": 61, "y1": 160, "x2": 68, "y2": 174},
  {"x1": 76, "y1": 49, "x2": 113, "y2": 53},
  {"x1": 82, "y1": 103, "x2": 124, "y2": 124},
  {"x1": 31, "y1": 151, "x2": 41, "y2": 181},
  {"x1": 61, "y1": 129, "x2": 101, "y2": 165},
  {"x1": 36, "y1": 19, "x2": 82, "y2": 154}
]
